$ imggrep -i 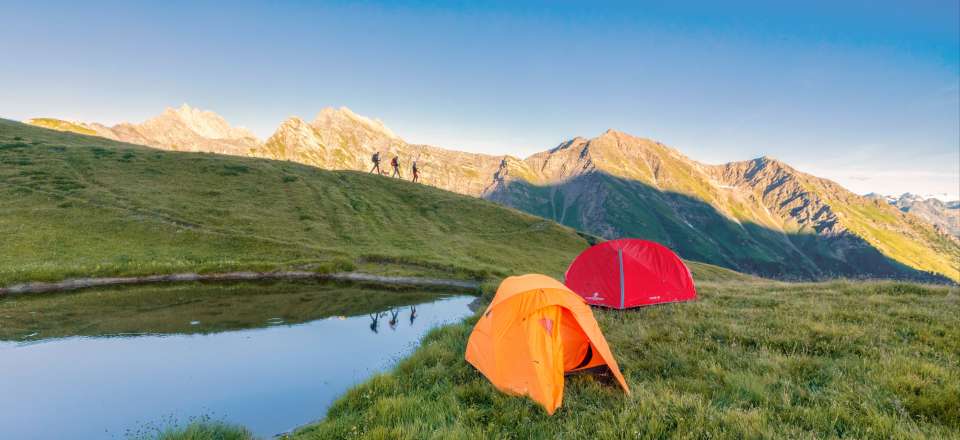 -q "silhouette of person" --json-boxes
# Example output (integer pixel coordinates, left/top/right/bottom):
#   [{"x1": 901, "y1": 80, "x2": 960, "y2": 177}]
[
  {"x1": 369, "y1": 313, "x2": 380, "y2": 333},
  {"x1": 388, "y1": 308, "x2": 400, "y2": 330},
  {"x1": 391, "y1": 156, "x2": 401, "y2": 178},
  {"x1": 409, "y1": 306, "x2": 417, "y2": 325},
  {"x1": 411, "y1": 160, "x2": 420, "y2": 183},
  {"x1": 370, "y1": 151, "x2": 381, "y2": 174}
]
